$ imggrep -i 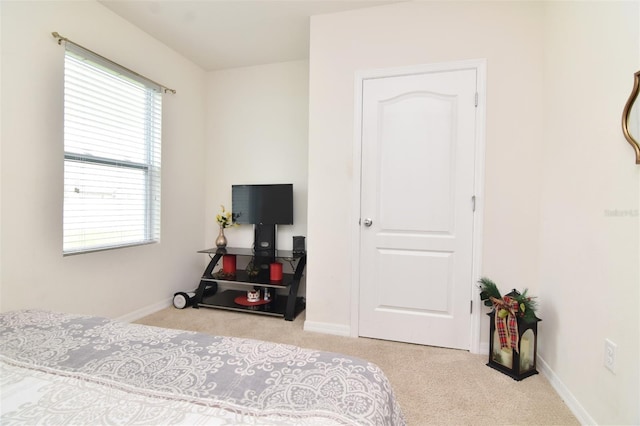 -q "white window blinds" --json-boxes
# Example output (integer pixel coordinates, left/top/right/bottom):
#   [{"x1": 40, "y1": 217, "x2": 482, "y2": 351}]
[{"x1": 63, "y1": 43, "x2": 162, "y2": 255}]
